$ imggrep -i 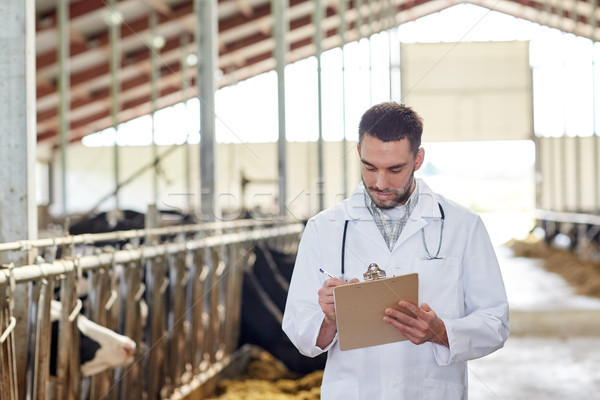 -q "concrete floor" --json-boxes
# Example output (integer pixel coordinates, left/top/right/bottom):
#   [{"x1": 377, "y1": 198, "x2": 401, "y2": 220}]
[{"x1": 468, "y1": 246, "x2": 600, "y2": 400}]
